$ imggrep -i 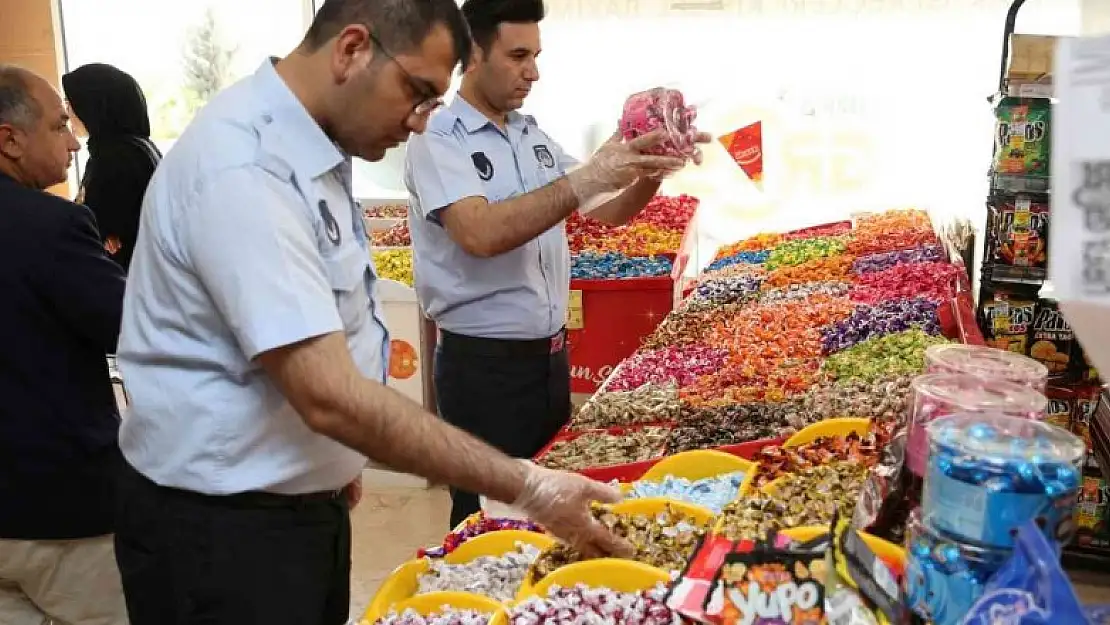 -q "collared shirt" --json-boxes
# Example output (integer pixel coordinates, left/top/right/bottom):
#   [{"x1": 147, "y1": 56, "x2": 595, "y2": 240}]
[
  {"x1": 117, "y1": 60, "x2": 390, "y2": 496},
  {"x1": 404, "y1": 96, "x2": 579, "y2": 340}
]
